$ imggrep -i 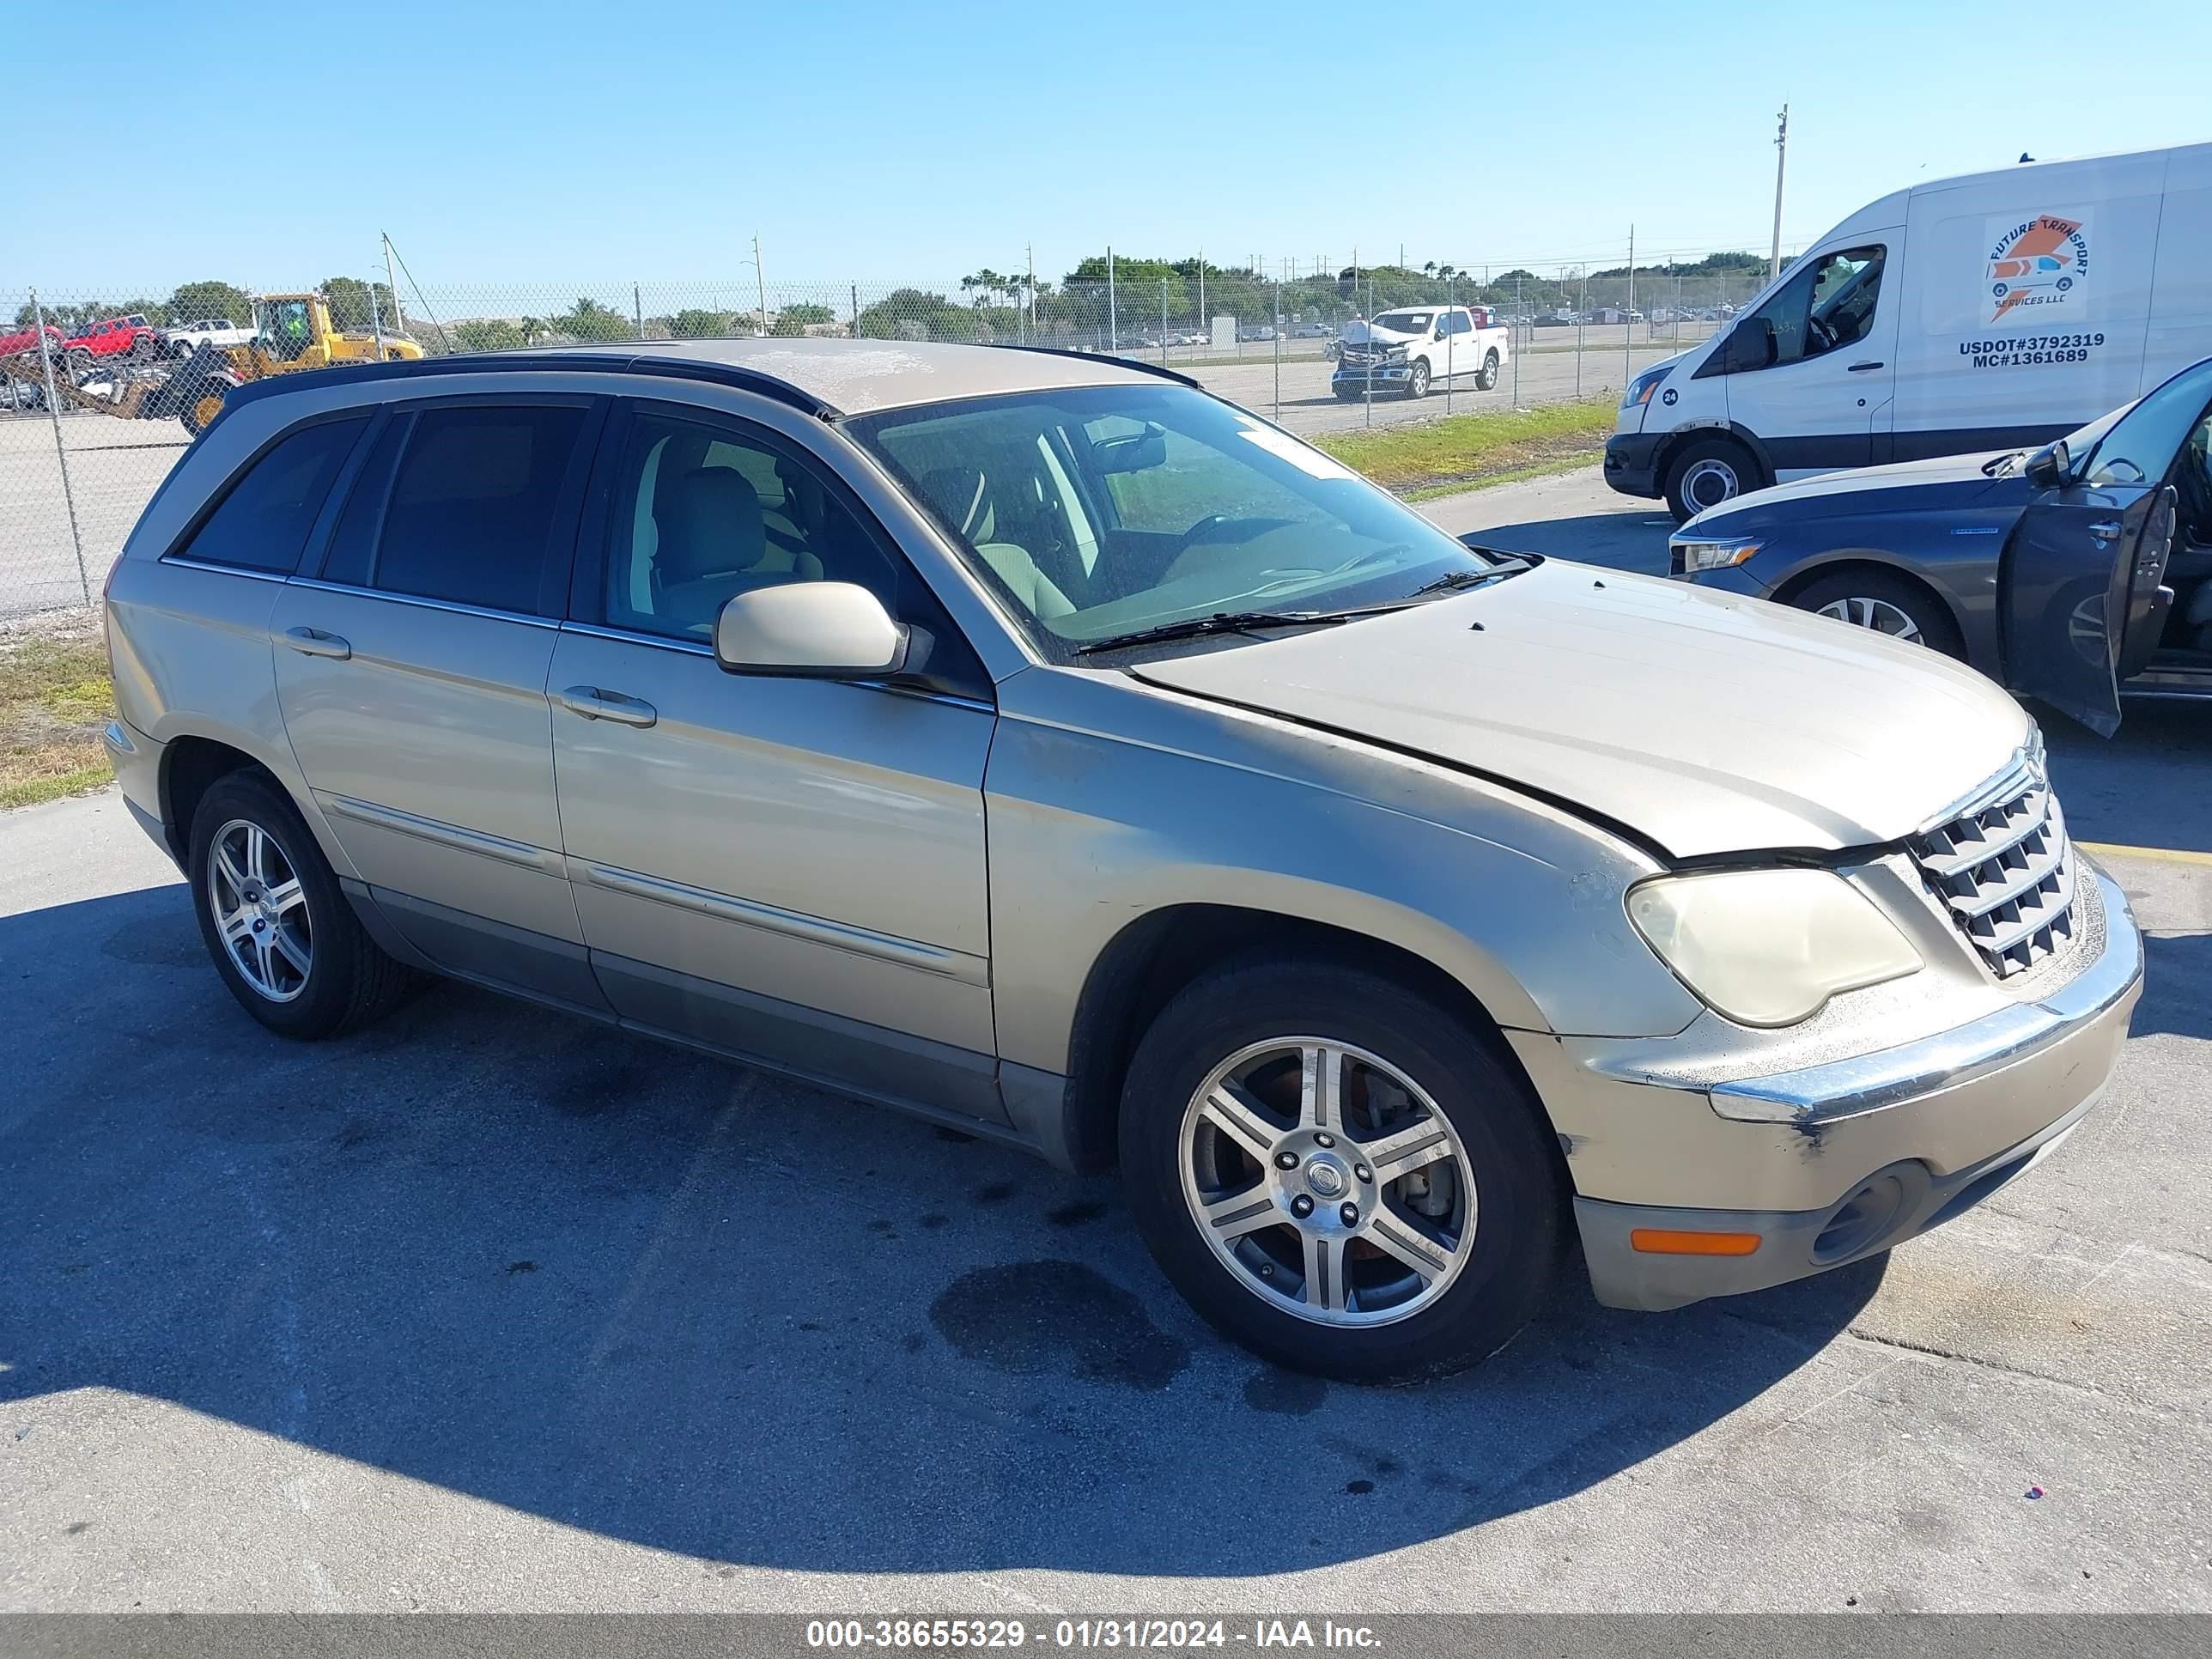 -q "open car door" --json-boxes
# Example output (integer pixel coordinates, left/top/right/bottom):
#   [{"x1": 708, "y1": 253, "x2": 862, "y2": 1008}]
[{"x1": 2002, "y1": 483, "x2": 2175, "y2": 737}]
